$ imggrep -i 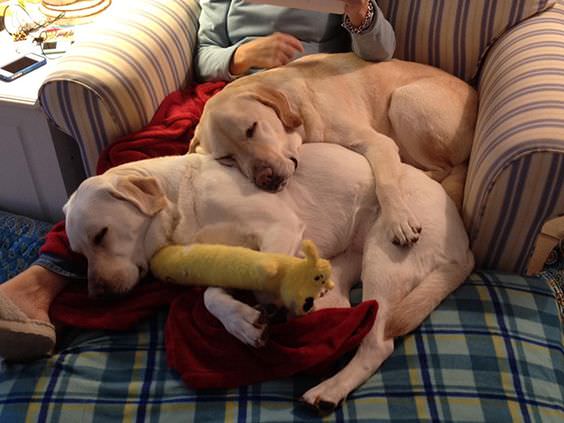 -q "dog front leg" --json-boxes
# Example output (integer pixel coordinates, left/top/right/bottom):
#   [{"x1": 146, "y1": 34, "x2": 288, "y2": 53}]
[
  {"x1": 301, "y1": 303, "x2": 394, "y2": 413},
  {"x1": 203, "y1": 287, "x2": 267, "y2": 348},
  {"x1": 348, "y1": 130, "x2": 421, "y2": 246}
]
